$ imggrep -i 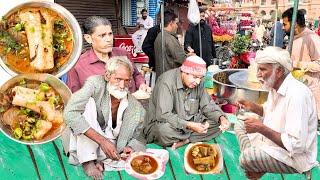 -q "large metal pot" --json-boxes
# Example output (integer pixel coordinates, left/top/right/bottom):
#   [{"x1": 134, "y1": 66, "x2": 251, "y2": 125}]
[
  {"x1": 0, "y1": 1, "x2": 82, "y2": 78},
  {"x1": 212, "y1": 69, "x2": 268, "y2": 104}
]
